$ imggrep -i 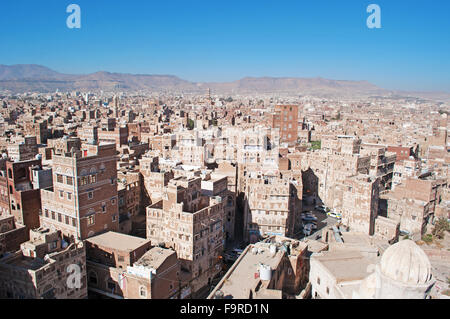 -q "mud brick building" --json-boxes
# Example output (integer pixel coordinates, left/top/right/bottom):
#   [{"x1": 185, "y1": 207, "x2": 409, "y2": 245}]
[
  {"x1": 0, "y1": 228, "x2": 87, "y2": 299},
  {"x1": 86, "y1": 232, "x2": 180, "y2": 299},
  {"x1": 146, "y1": 176, "x2": 224, "y2": 296},
  {"x1": 40, "y1": 142, "x2": 119, "y2": 241},
  {"x1": 383, "y1": 175, "x2": 448, "y2": 238},
  {"x1": 269, "y1": 105, "x2": 299, "y2": 145},
  {"x1": 340, "y1": 175, "x2": 380, "y2": 235},
  {"x1": 2, "y1": 159, "x2": 44, "y2": 230},
  {"x1": 0, "y1": 215, "x2": 28, "y2": 257},
  {"x1": 7, "y1": 136, "x2": 38, "y2": 162},
  {"x1": 243, "y1": 176, "x2": 297, "y2": 243}
]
